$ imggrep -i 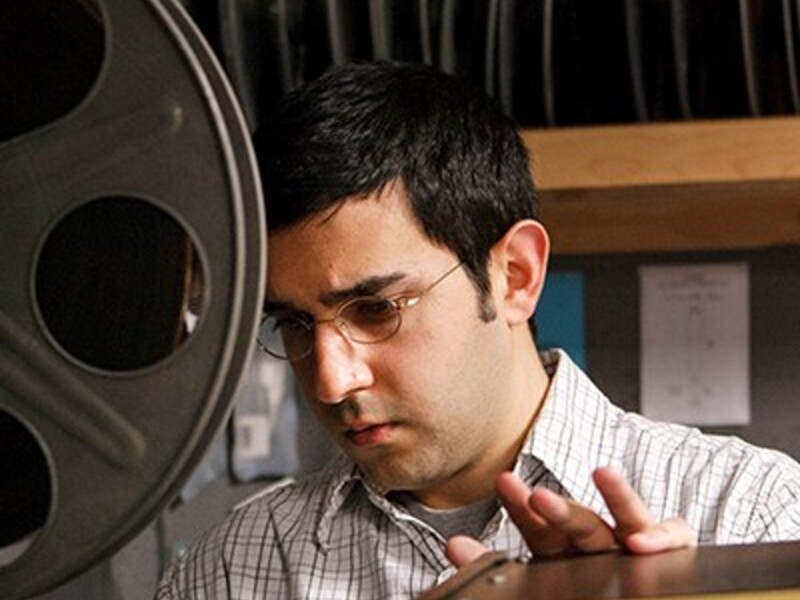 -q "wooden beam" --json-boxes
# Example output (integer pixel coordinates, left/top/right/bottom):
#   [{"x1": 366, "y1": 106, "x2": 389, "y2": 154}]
[
  {"x1": 522, "y1": 117, "x2": 800, "y2": 254},
  {"x1": 540, "y1": 180, "x2": 800, "y2": 255},
  {"x1": 523, "y1": 116, "x2": 800, "y2": 190}
]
